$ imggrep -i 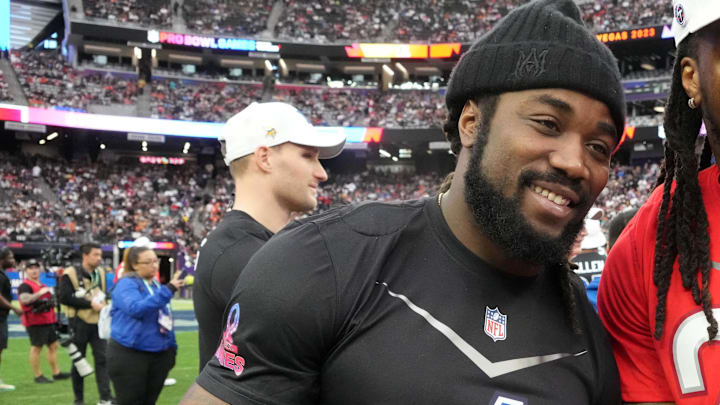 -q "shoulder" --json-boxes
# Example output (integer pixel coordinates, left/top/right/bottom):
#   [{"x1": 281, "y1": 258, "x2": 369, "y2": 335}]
[
  {"x1": 288, "y1": 198, "x2": 428, "y2": 239},
  {"x1": 18, "y1": 282, "x2": 32, "y2": 292}
]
